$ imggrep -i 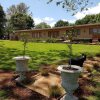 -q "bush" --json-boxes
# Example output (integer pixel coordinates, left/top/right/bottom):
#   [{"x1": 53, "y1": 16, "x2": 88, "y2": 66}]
[
  {"x1": 96, "y1": 53, "x2": 100, "y2": 57},
  {"x1": 39, "y1": 67, "x2": 49, "y2": 76},
  {"x1": 46, "y1": 38, "x2": 57, "y2": 43},
  {"x1": 32, "y1": 39, "x2": 45, "y2": 43},
  {"x1": 74, "y1": 39, "x2": 92, "y2": 43},
  {"x1": 0, "y1": 90, "x2": 7, "y2": 98},
  {"x1": 49, "y1": 85, "x2": 62, "y2": 98},
  {"x1": 93, "y1": 63, "x2": 100, "y2": 71}
]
